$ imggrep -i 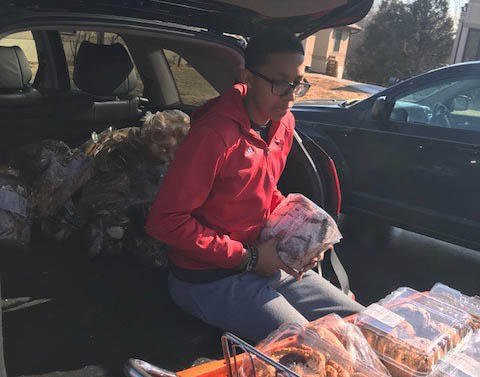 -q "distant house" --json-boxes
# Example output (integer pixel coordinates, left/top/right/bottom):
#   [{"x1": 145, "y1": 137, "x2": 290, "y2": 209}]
[
  {"x1": 303, "y1": 24, "x2": 362, "y2": 79},
  {"x1": 451, "y1": 0, "x2": 480, "y2": 63}
]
